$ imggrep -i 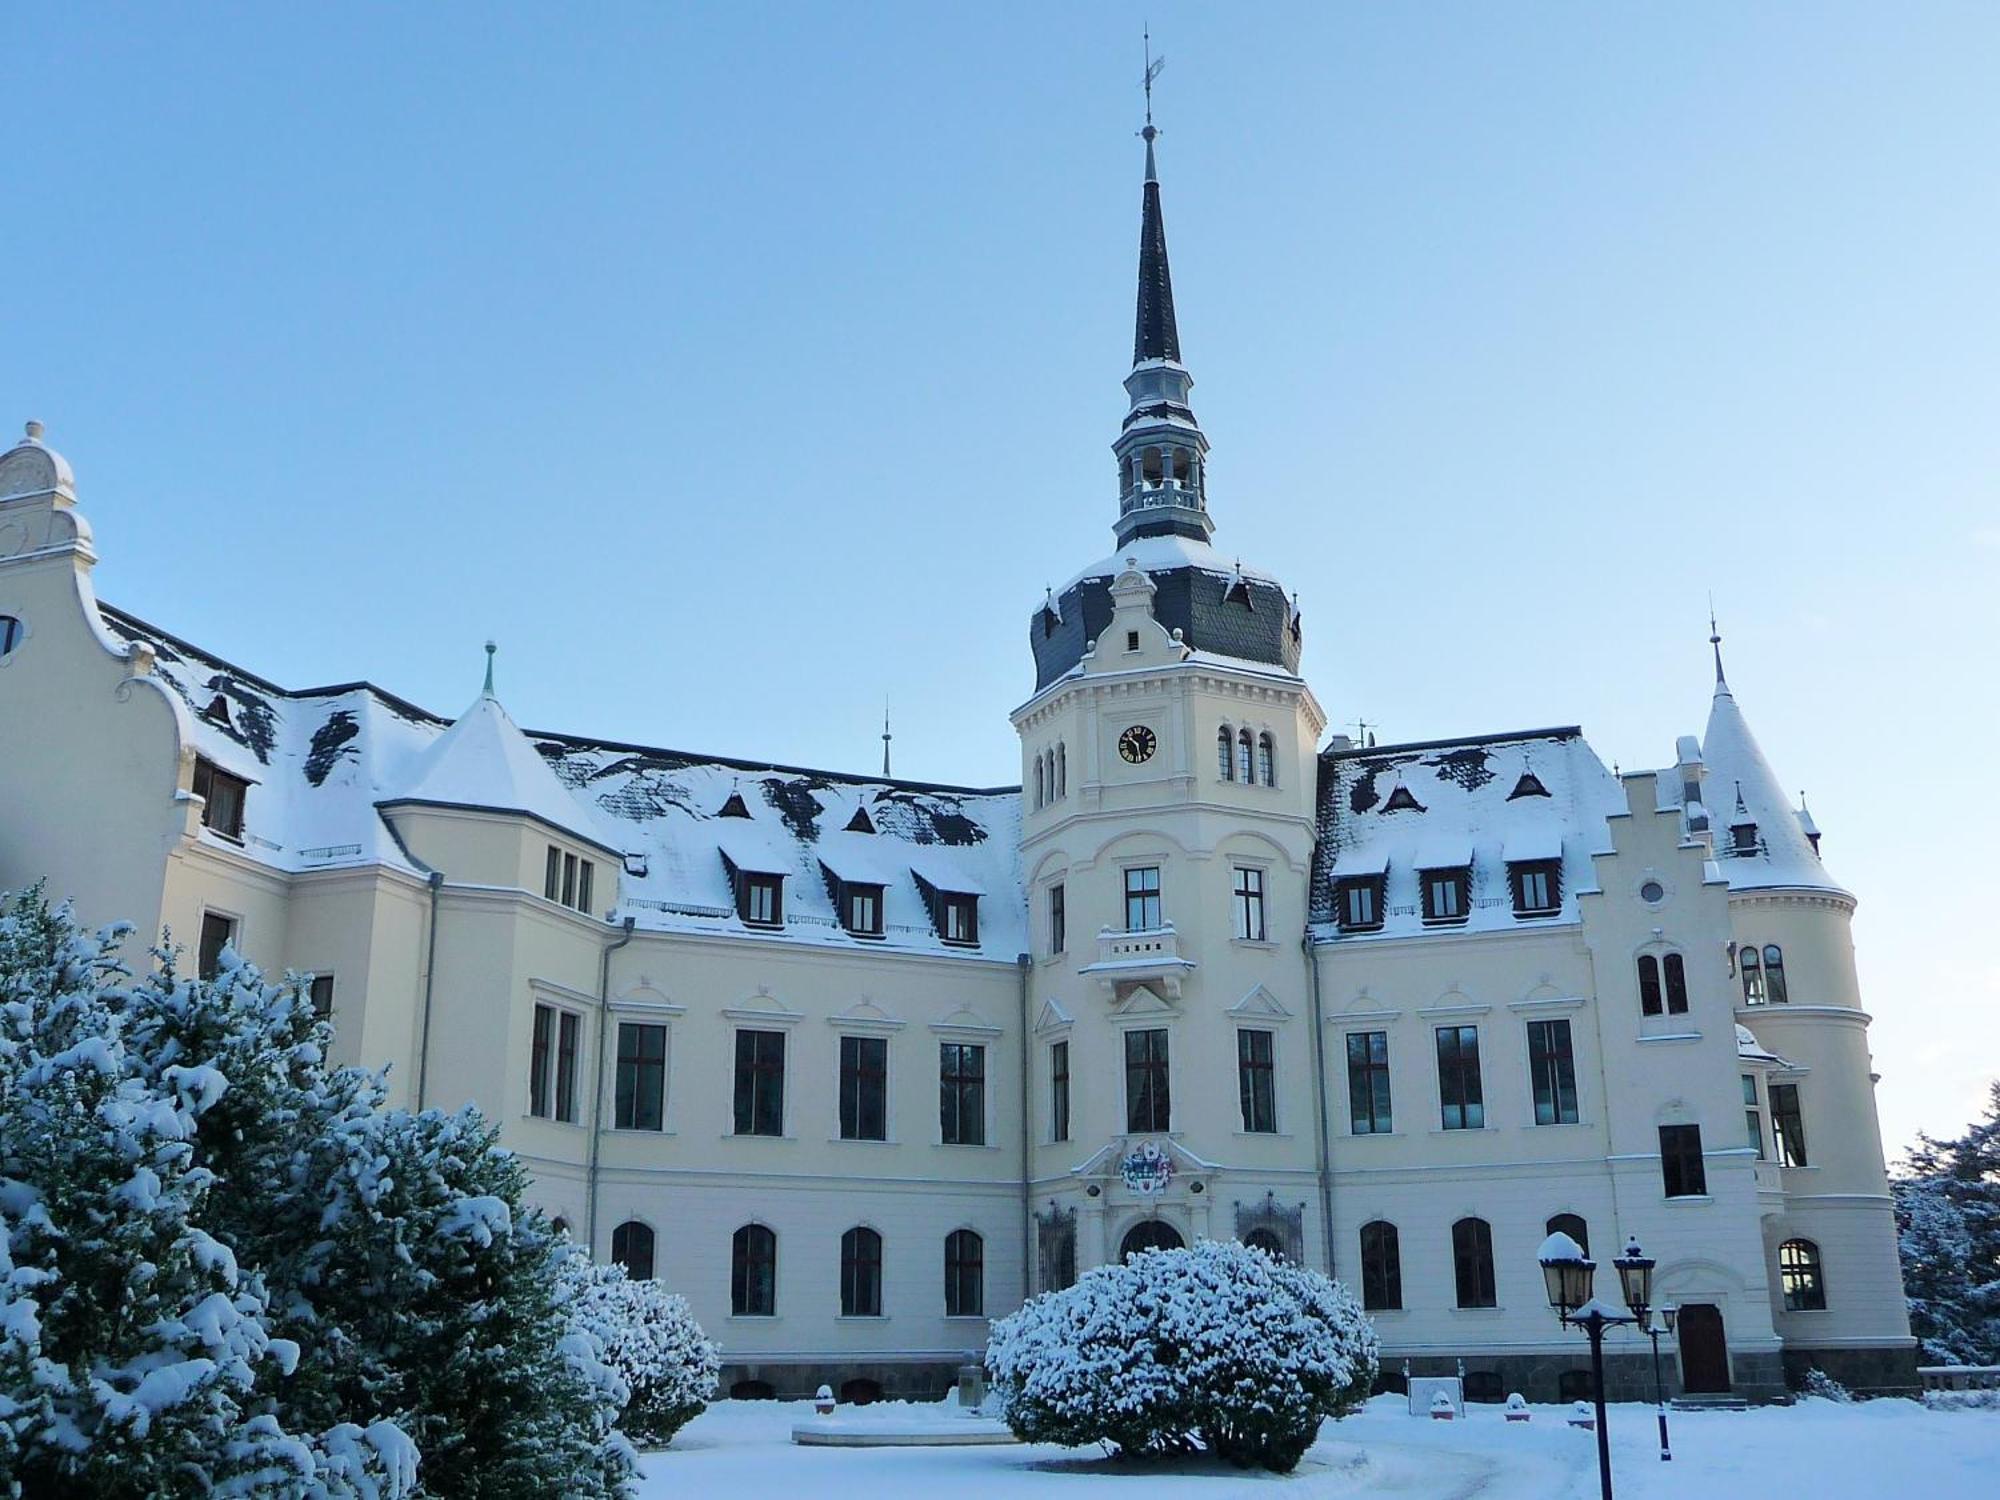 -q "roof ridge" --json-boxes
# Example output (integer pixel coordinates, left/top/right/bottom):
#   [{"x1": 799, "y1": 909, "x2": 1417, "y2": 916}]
[{"x1": 1324, "y1": 726, "x2": 1584, "y2": 760}]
